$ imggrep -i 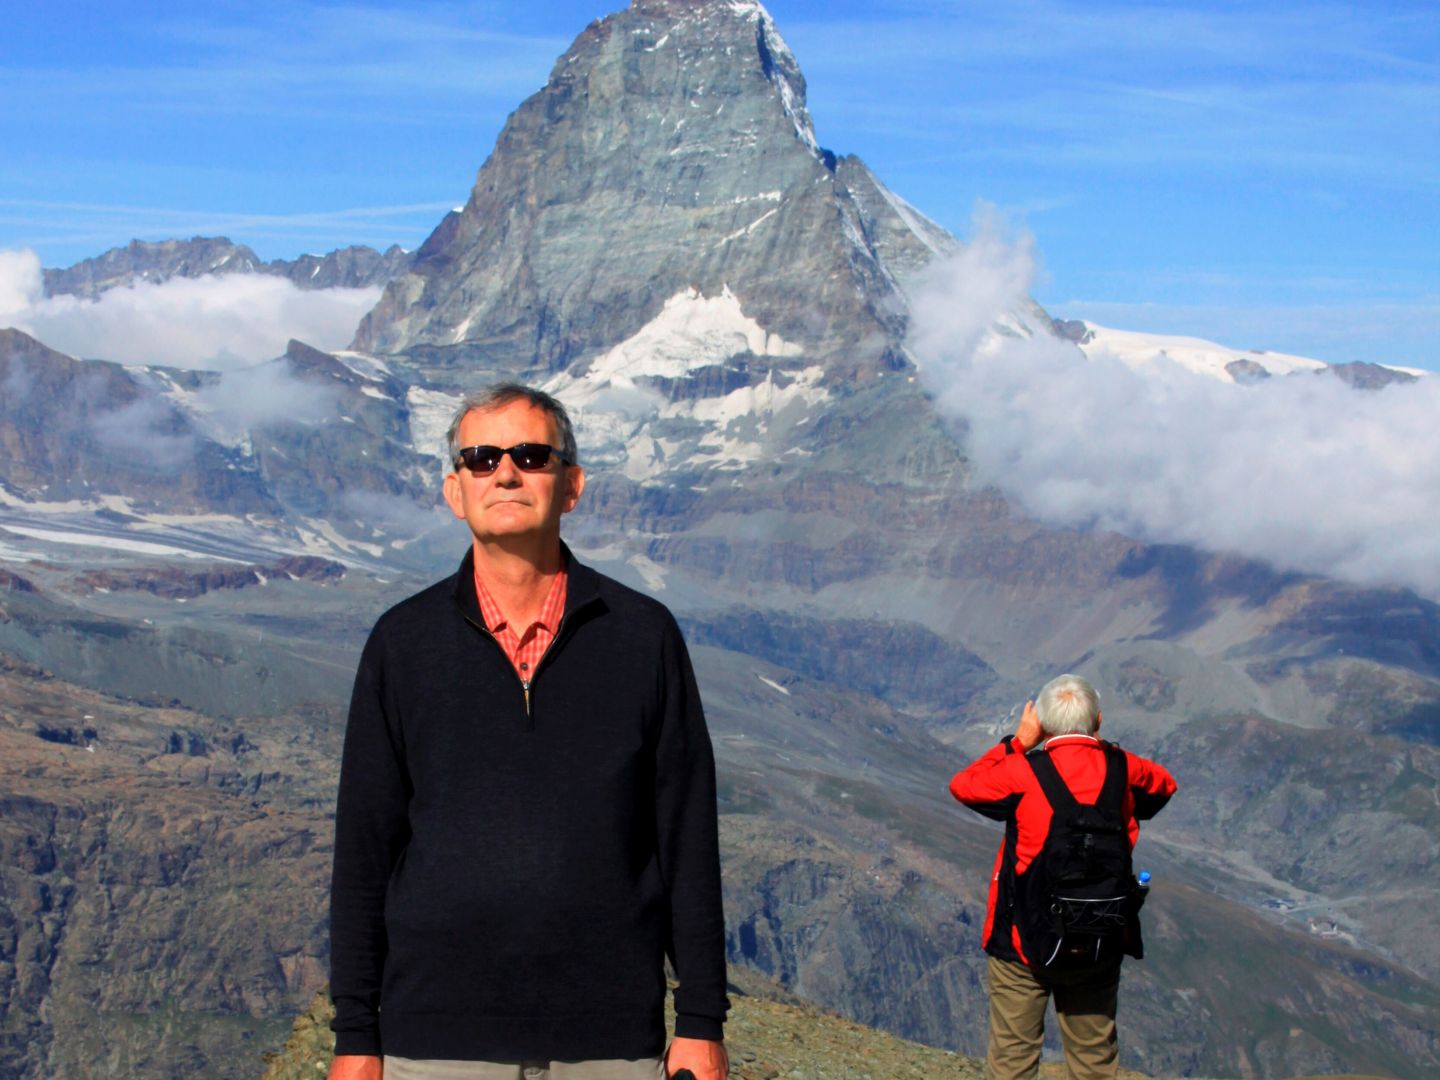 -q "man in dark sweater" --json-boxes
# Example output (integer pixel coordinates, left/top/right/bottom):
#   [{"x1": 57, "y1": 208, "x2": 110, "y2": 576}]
[{"x1": 328, "y1": 384, "x2": 729, "y2": 1080}]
